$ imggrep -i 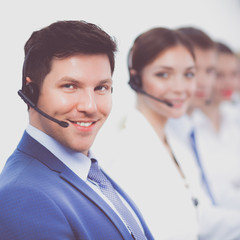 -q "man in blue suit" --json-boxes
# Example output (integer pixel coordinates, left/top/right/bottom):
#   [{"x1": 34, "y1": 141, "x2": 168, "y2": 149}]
[{"x1": 0, "y1": 20, "x2": 153, "y2": 240}]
